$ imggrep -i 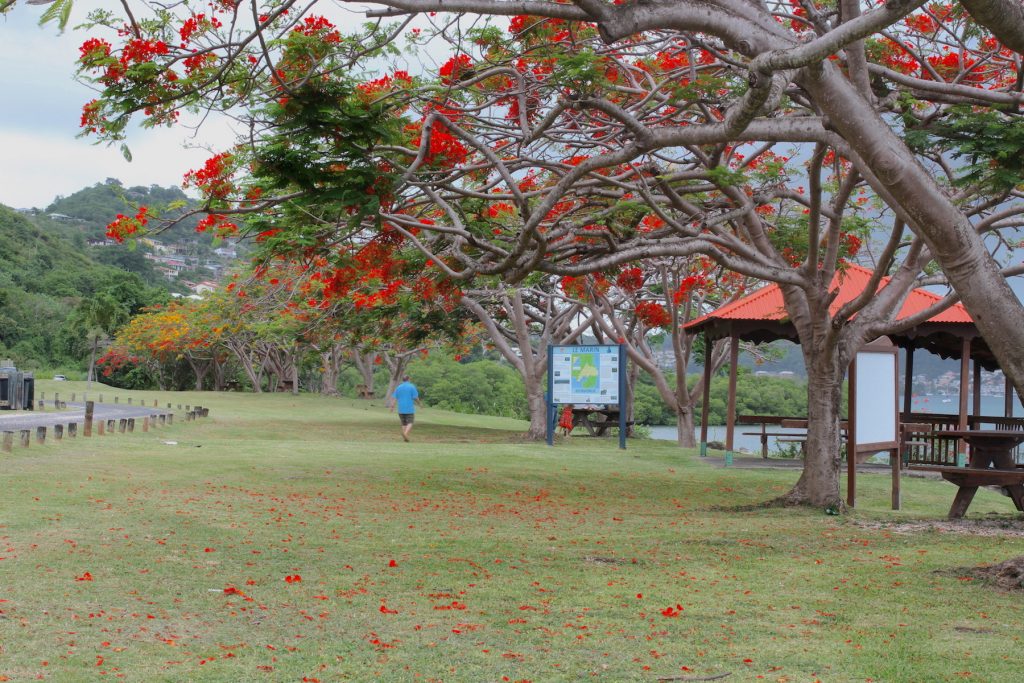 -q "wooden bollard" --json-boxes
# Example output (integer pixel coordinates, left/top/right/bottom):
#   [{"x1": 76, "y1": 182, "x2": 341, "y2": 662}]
[
  {"x1": 68, "y1": 423, "x2": 77, "y2": 438},
  {"x1": 97, "y1": 420, "x2": 105, "y2": 436},
  {"x1": 114, "y1": 396, "x2": 119, "y2": 404},
  {"x1": 203, "y1": 408, "x2": 209, "y2": 417},
  {"x1": 37, "y1": 399, "x2": 44, "y2": 411},
  {"x1": 127, "y1": 418, "x2": 135, "y2": 433},
  {"x1": 118, "y1": 418, "x2": 127, "y2": 433},
  {"x1": 167, "y1": 402, "x2": 172, "y2": 409},
  {"x1": 20, "y1": 430, "x2": 31, "y2": 448},
  {"x1": 54, "y1": 424, "x2": 63, "y2": 441},
  {"x1": 54, "y1": 392, "x2": 59, "y2": 403},
  {"x1": 2, "y1": 431, "x2": 12, "y2": 453},
  {"x1": 153, "y1": 399, "x2": 158, "y2": 408},
  {"x1": 177, "y1": 404, "x2": 182, "y2": 410},
  {"x1": 159, "y1": 414, "x2": 166, "y2": 426},
  {"x1": 186, "y1": 411, "x2": 193, "y2": 422},
  {"x1": 106, "y1": 419, "x2": 116, "y2": 433},
  {"x1": 194, "y1": 406, "x2": 203, "y2": 417},
  {"x1": 186, "y1": 405, "x2": 191, "y2": 411},
  {"x1": 127, "y1": 397, "x2": 132, "y2": 405},
  {"x1": 143, "y1": 417, "x2": 149, "y2": 432},
  {"x1": 84, "y1": 401, "x2": 94, "y2": 437},
  {"x1": 99, "y1": 393, "x2": 103, "y2": 402},
  {"x1": 167, "y1": 413, "x2": 173, "y2": 425},
  {"x1": 36, "y1": 426, "x2": 46, "y2": 445},
  {"x1": 71, "y1": 393, "x2": 76, "y2": 401},
  {"x1": 59, "y1": 401, "x2": 67, "y2": 409}
]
